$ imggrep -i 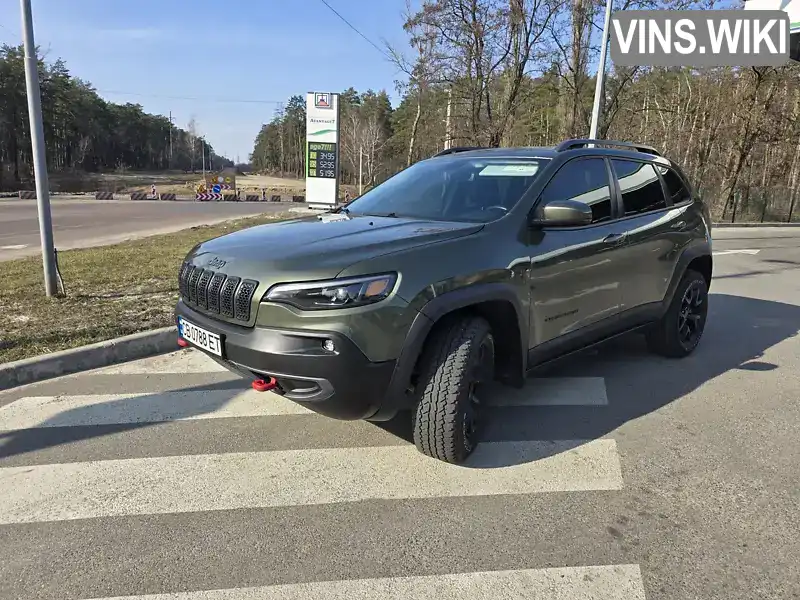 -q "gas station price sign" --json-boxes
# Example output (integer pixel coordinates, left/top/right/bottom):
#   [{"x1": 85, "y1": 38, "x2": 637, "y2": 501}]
[{"x1": 307, "y1": 142, "x2": 338, "y2": 179}]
